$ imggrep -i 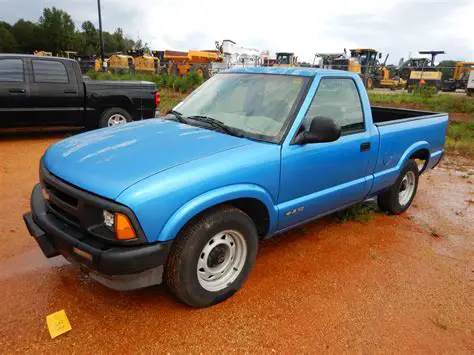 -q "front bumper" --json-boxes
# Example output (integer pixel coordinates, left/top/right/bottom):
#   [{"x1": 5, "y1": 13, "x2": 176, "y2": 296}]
[{"x1": 24, "y1": 184, "x2": 172, "y2": 290}]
